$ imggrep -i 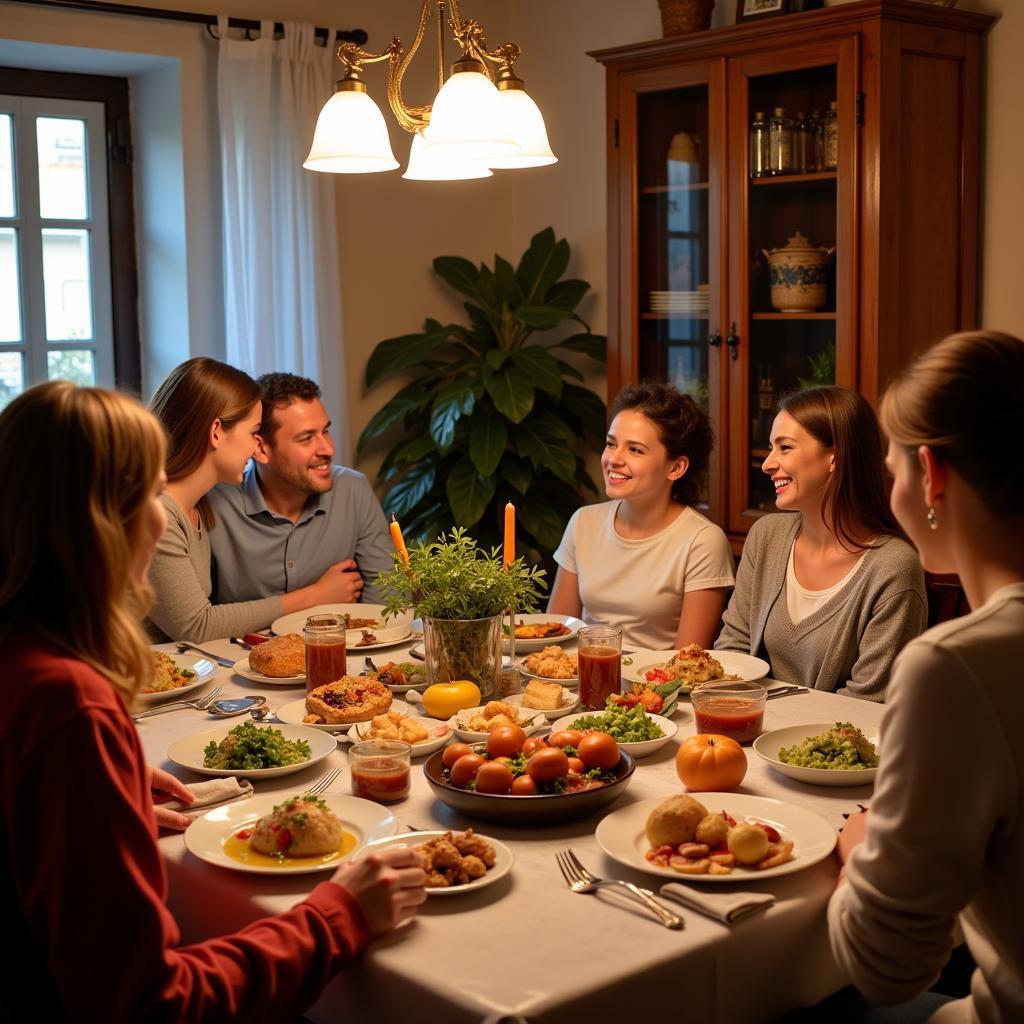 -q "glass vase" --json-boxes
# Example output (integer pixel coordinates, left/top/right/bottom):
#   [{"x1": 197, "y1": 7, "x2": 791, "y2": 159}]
[{"x1": 422, "y1": 614, "x2": 502, "y2": 703}]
